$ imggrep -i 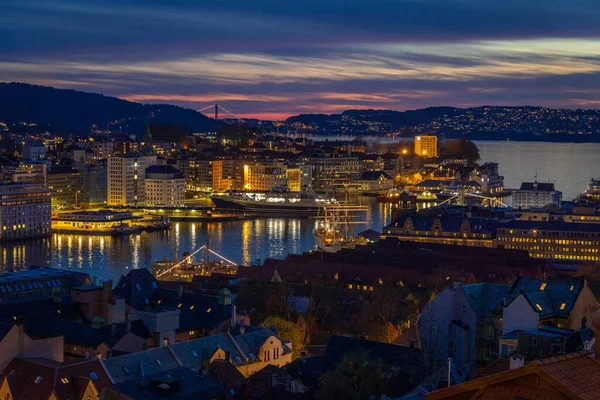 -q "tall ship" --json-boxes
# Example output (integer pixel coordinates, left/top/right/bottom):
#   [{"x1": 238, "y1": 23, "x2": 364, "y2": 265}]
[
  {"x1": 576, "y1": 178, "x2": 600, "y2": 204},
  {"x1": 211, "y1": 187, "x2": 337, "y2": 216},
  {"x1": 151, "y1": 241, "x2": 238, "y2": 281},
  {"x1": 312, "y1": 204, "x2": 369, "y2": 253}
]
